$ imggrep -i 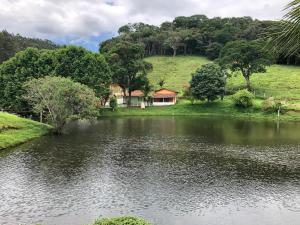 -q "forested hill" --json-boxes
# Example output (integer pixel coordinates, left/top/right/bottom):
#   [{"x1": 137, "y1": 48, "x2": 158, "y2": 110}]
[
  {"x1": 0, "y1": 30, "x2": 58, "y2": 64},
  {"x1": 100, "y1": 15, "x2": 300, "y2": 65}
]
